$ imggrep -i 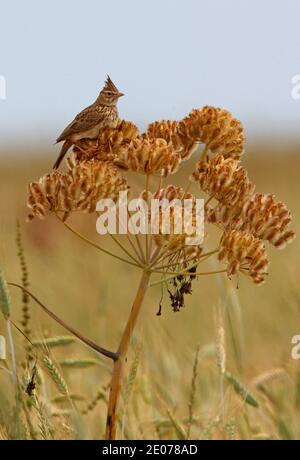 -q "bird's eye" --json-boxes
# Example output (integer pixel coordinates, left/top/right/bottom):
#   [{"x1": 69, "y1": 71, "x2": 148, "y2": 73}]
[{"x1": 106, "y1": 91, "x2": 112, "y2": 96}]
